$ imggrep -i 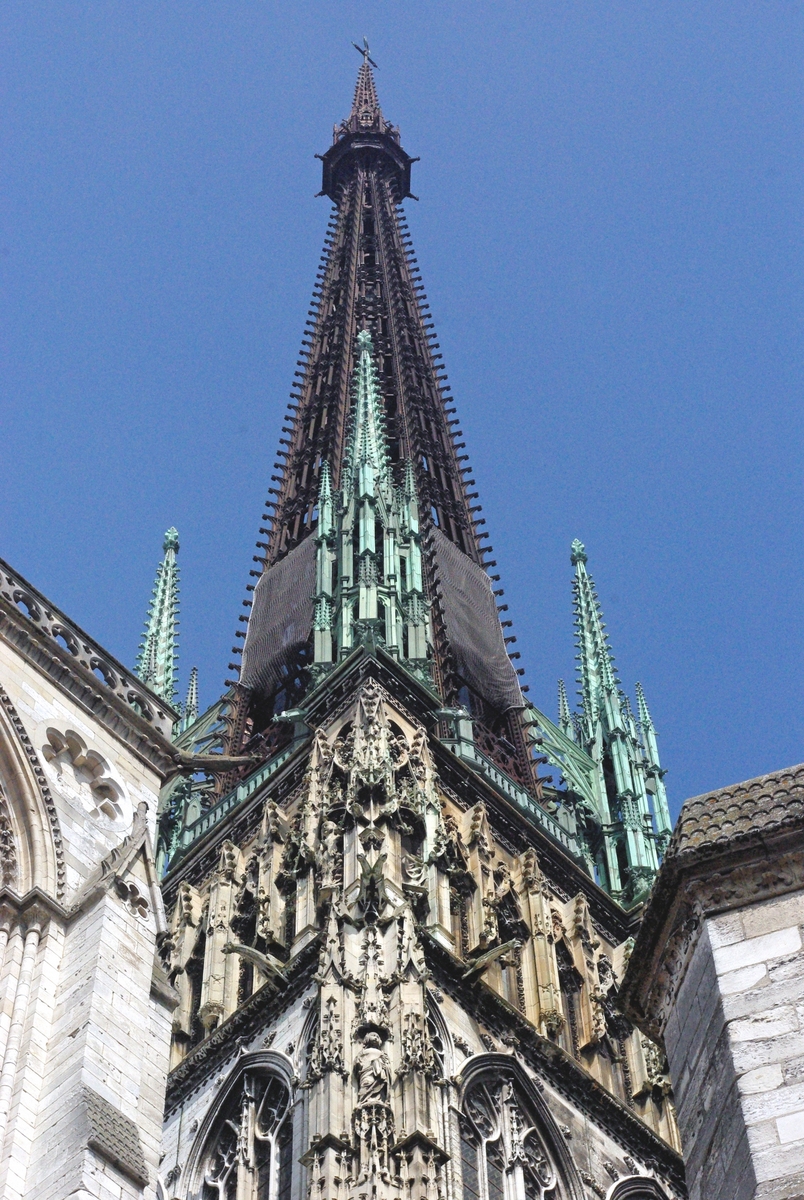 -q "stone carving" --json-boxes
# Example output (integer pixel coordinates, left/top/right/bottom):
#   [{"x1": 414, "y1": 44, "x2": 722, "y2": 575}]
[
  {"x1": 42, "y1": 727, "x2": 125, "y2": 822},
  {"x1": 355, "y1": 1032, "x2": 392, "y2": 1105},
  {"x1": 317, "y1": 817, "x2": 341, "y2": 895},
  {"x1": 200, "y1": 1071, "x2": 291, "y2": 1199},
  {"x1": 541, "y1": 1008, "x2": 565, "y2": 1036},
  {"x1": 579, "y1": 1170, "x2": 608, "y2": 1198},
  {"x1": 222, "y1": 942, "x2": 286, "y2": 989},
  {"x1": 114, "y1": 877, "x2": 149, "y2": 918},
  {"x1": 355, "y1": 925, "x2": 390, "y2": 1034},
  {"x1": 308, "y1": 995, "x2": 346, "y2": 1080},
  {"x1": 0, "y1": 786, "x2": 17, "y2": 889},
  {"x1": 467, "y1": 803, "x2": 493, "y2": 858},
  {"x1": 399, "y1": 1011, "x2": 435, "y2": 1077}
]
